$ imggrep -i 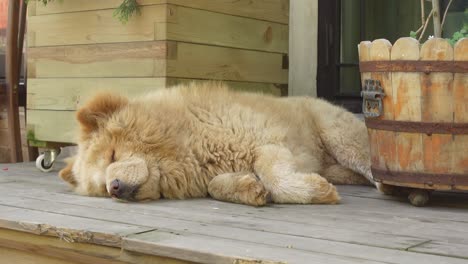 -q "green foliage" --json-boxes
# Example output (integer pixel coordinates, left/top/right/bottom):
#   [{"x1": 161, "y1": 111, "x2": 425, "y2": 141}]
[
  {"x1": 447, "y1": 9, "x2": 468, "y2": 45},
  {"x1": 447, "y1": 24, "x2": 468, "y2": 45},
  {"x1": 26, "y1": 130, "x2": 47, "y2": 147},
  {"x1": 25, "y1": 0, "x2": 59, "y2": 5},
  {"x1": 25, "y1": 0, "x2": 141, "y2": 24},
  {"x1": 409, "y1": 6, "x2": 467, "y2": 45},
  {"x1": 113, "y1": 0, "x2": 141, "y2": 24}
]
